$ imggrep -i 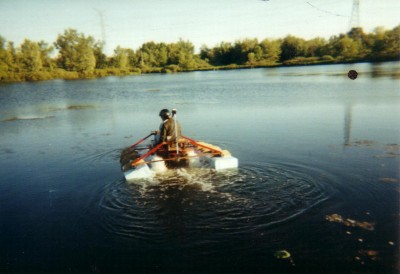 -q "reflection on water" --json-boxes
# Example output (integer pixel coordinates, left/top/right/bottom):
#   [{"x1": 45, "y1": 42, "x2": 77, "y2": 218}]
[
  {"x1": 371, "y1": 62, "x2": 400, "y2": 79},
  {"x1": 0, "y1": 62, "x2": 399, "y2": 272},
  {"x1": 344, "y1": 103, "x2": 352, "y2": 147}
]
